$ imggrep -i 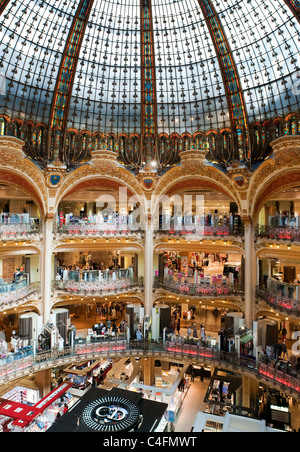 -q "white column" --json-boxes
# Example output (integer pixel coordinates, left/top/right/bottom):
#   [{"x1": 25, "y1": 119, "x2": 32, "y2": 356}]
[
  {"x1": 41, "y1": 215, "x2": 54, "y2": 323},
  {"x1": 144, "y1": 219, "x2": 154, "y2": 317},
  {"x1": 244, "y1": 219, "x2": 255, "y2": 328}
]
